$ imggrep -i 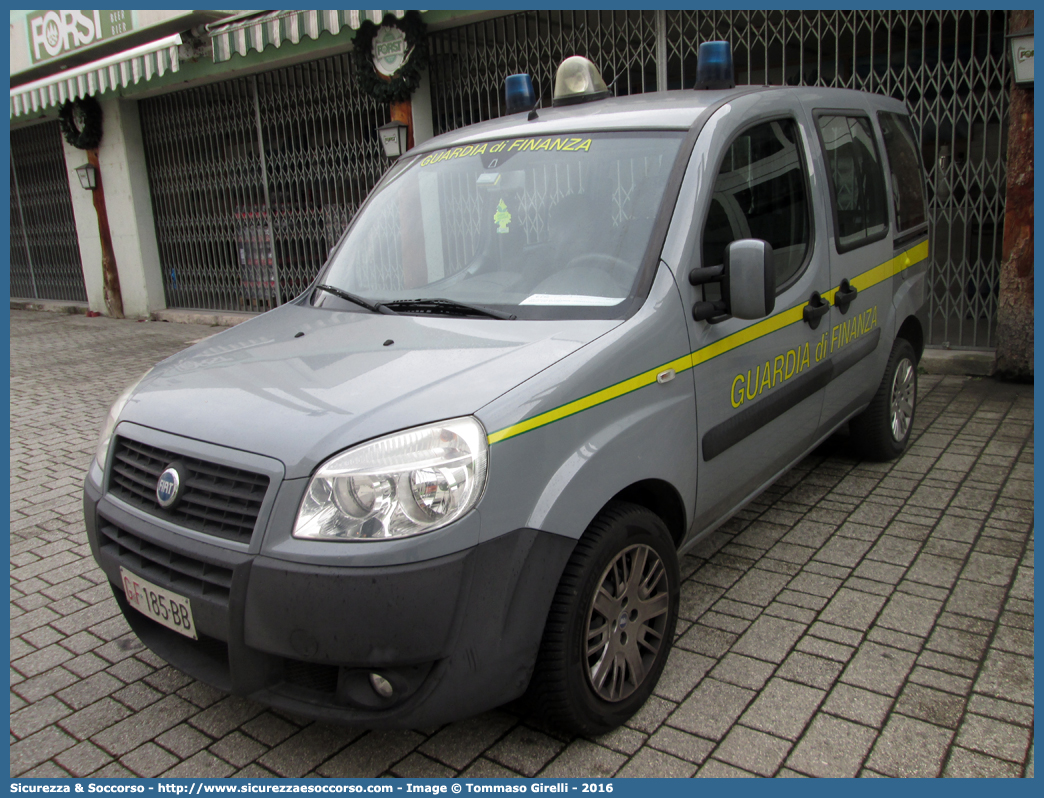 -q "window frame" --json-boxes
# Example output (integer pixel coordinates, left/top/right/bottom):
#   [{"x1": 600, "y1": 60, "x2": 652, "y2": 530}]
[
  {"x1": 812, "y1": 109, "x2": 891, "y2": 255},
  {"x1": 699, "y1": 113, "x2": 817, "y2": 296},
  {"x1": 877, "y1": 110, "x2": 929, "y2": 248}
]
